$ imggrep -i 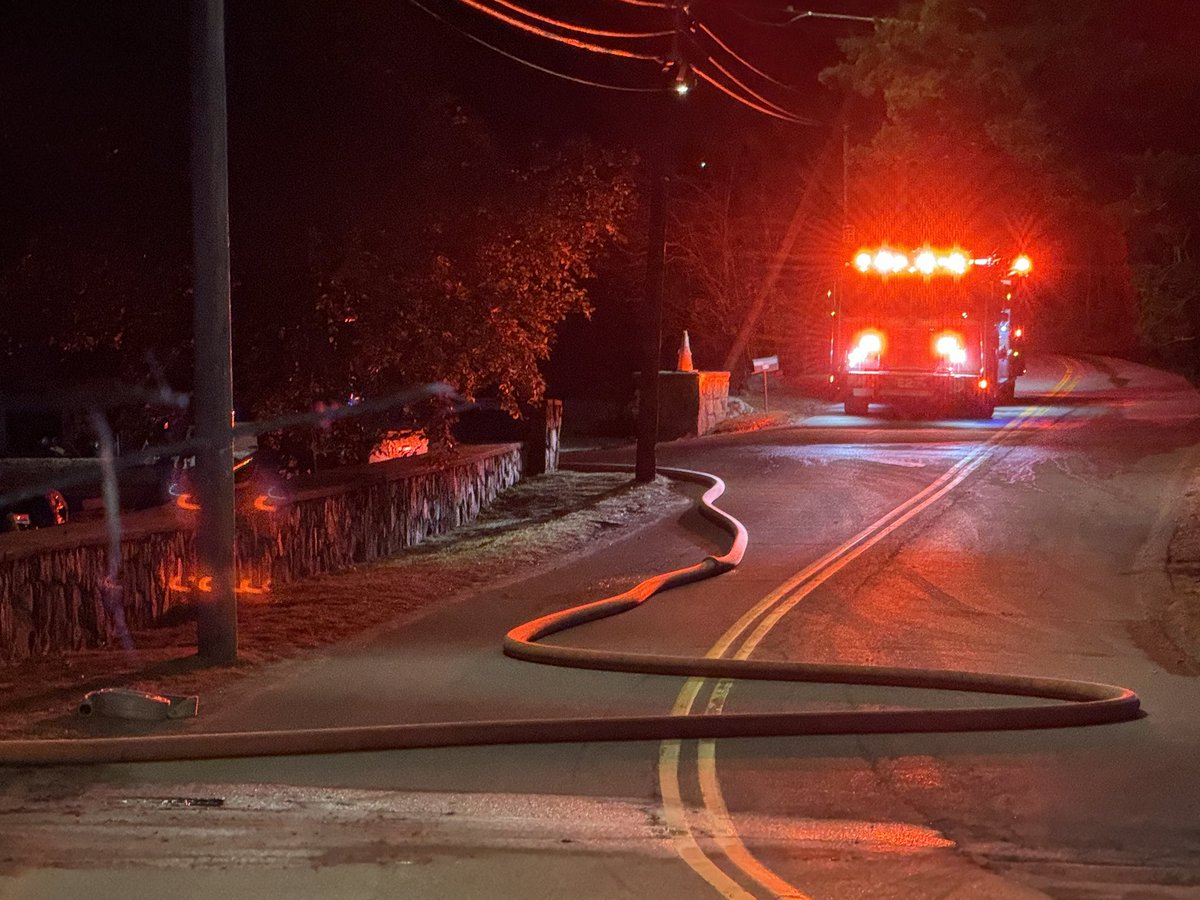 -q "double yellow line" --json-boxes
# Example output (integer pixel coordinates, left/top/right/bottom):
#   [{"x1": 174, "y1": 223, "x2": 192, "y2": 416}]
[{"x1": 657, "y1": 366, "x2": 1078, "y2": 899}]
